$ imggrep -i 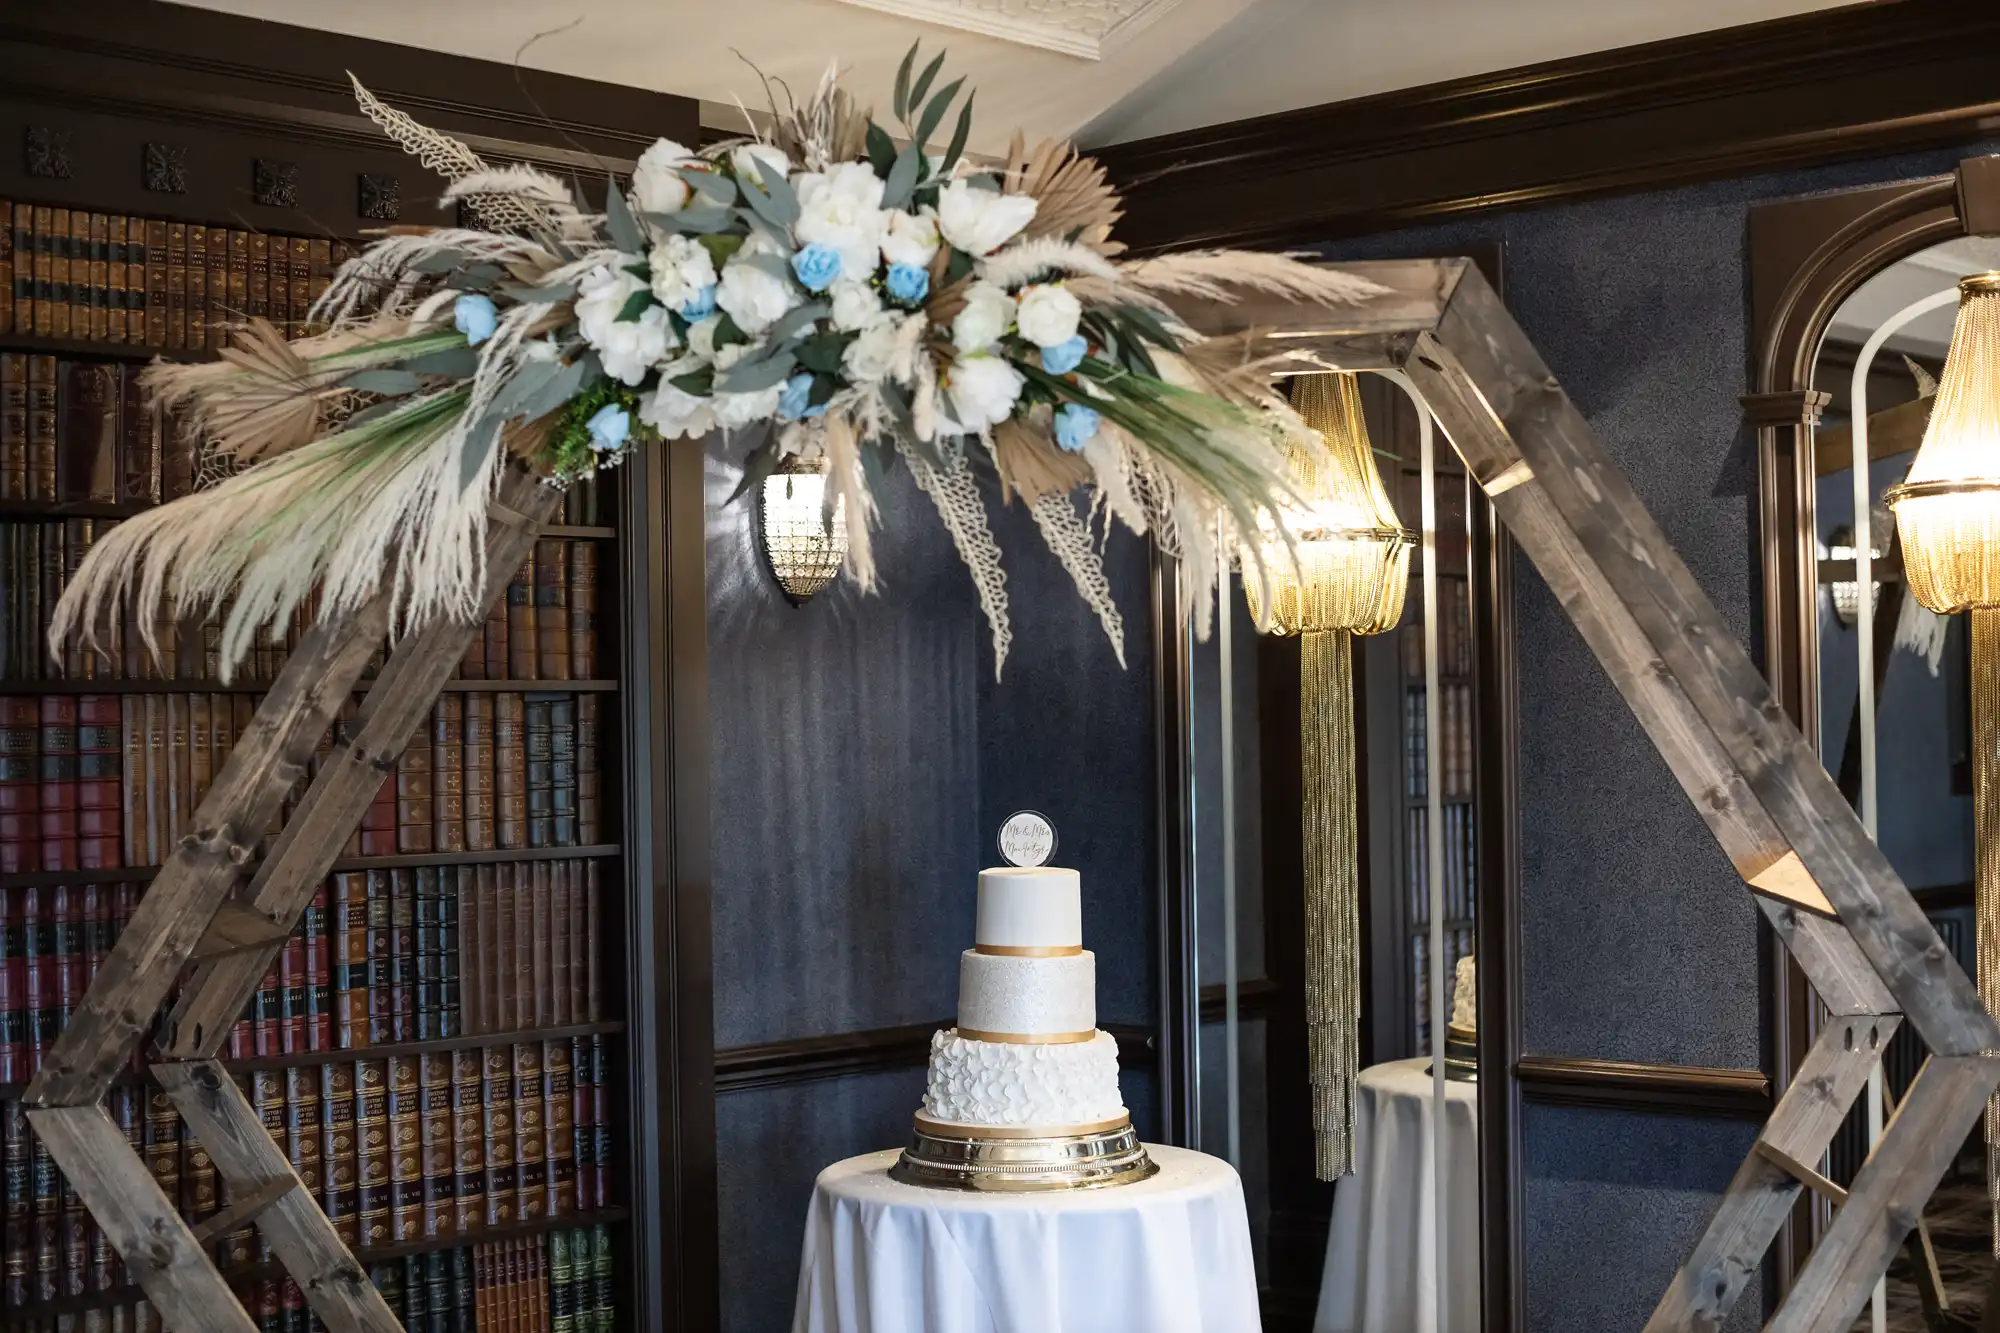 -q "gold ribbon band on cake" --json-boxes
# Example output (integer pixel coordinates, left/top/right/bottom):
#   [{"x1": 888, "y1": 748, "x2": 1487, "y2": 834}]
[
  {"x1": 953, "y1": 1026, "x2": 1096, "y2": 1045},
  {"x1": 971, "y1": 945, "x2": 1084, "y2": 957},
  {"x1": 913, "y1": 1111, "x2": 1131, "y2": 1139}
]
